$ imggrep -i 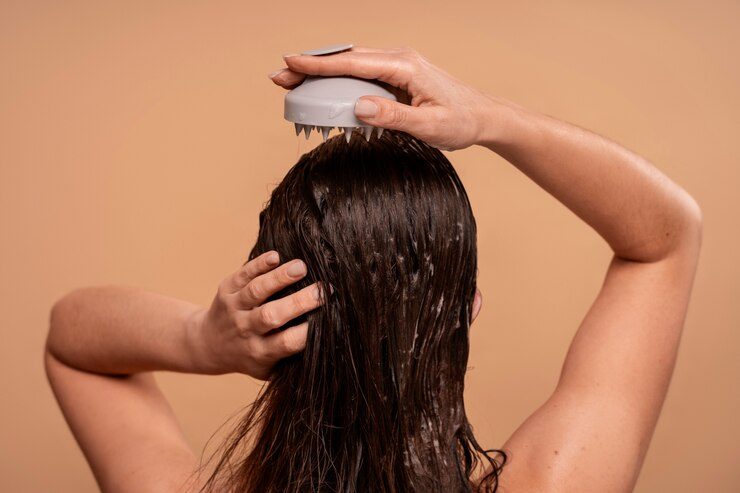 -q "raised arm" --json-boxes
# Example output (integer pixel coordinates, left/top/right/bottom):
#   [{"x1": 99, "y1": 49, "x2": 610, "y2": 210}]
[
  {"x1": 45, "y1": 252, "x2": 323, "y2": 492},
  {"x1": 476, "y1": 94, "x2": 701, "y2": 493},
  {"x1": 273, "y1": 47, "x2": 702, "y2": 492}
]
